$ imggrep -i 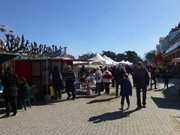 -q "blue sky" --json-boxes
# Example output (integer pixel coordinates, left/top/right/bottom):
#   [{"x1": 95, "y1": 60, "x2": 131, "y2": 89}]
[{"x1": 0, "y1": 0, "x2": 180, "y2": 58}]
